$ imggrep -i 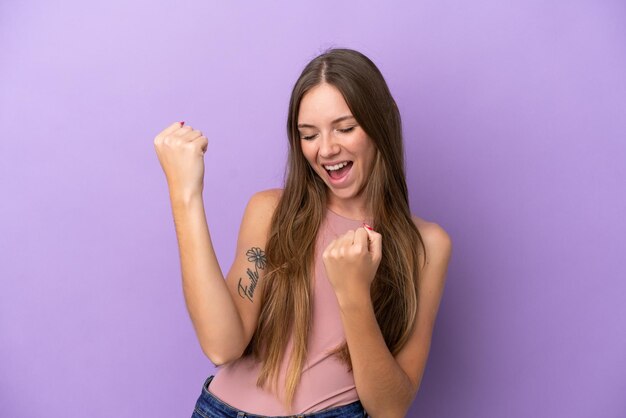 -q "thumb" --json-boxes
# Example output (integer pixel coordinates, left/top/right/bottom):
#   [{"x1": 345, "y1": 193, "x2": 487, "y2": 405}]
[{"x1": 362, "y1": 225, "x2": 382, "y2": 261}]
